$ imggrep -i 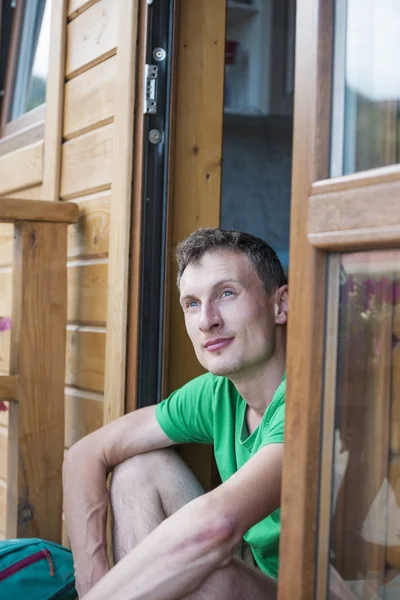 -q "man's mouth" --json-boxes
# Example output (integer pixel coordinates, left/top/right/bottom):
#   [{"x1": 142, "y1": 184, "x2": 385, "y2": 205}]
[{"x1": 204, "y1": 337, "x2": 234, "y2": 352}]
